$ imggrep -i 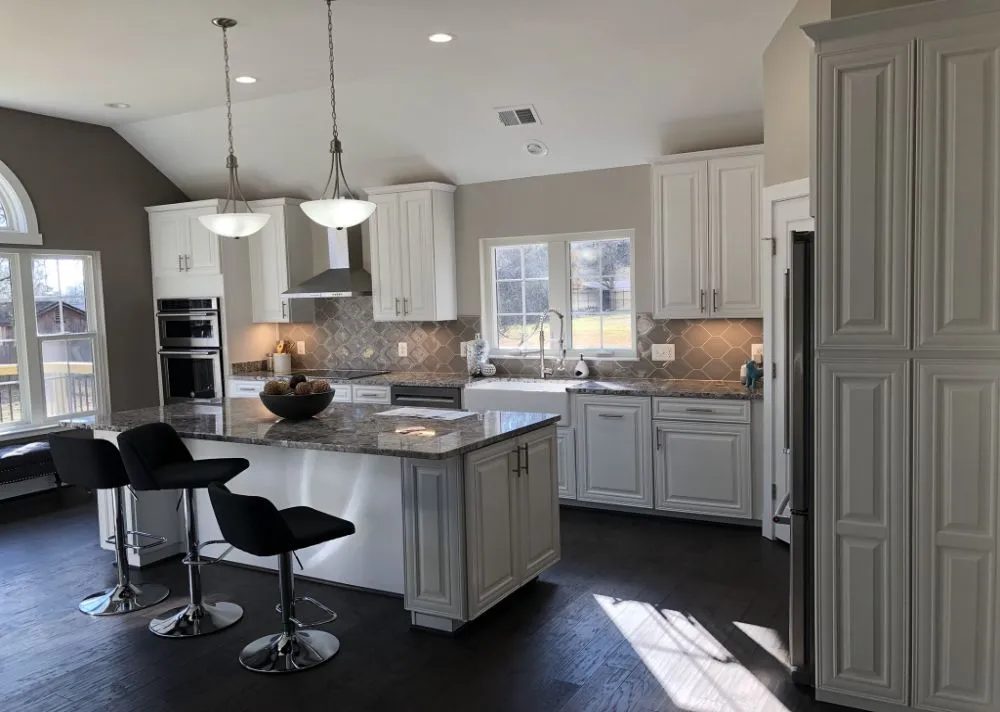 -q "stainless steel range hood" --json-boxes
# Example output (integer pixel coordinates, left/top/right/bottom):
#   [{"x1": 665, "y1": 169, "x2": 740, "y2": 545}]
[{"x1": 283, "y1": 226, "x2": 372, "y2": 299}]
